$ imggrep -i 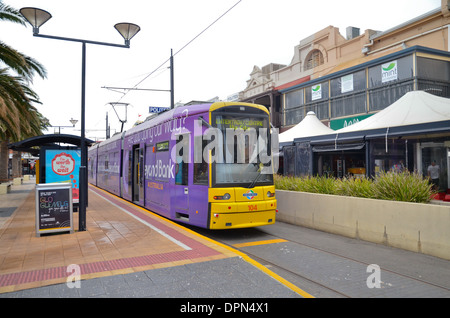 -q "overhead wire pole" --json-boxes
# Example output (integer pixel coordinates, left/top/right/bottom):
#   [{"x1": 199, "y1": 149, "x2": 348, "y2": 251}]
[
  {"x1": 170, "y1": 48, "x2": 174, "y2": 108},
  {"x1": 108, "y1": 102, "x2": 129, "y2": 132},
  {"x1": 103, "y1": 47, "x2": 175, "y2": 108}
]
